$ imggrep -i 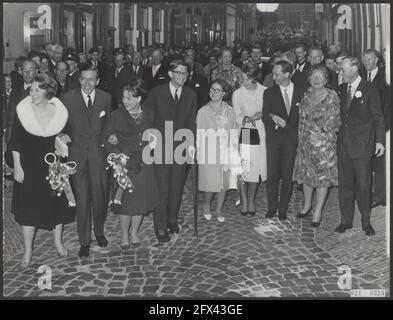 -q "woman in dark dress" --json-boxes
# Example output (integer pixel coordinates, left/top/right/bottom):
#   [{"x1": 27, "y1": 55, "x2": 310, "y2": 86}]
[
  {"x1": 102, "y1": 79, "x2": 159, "y2": 249},
  {"x1": 10, "y1": 73, "x2": 74, "y2": 267}
]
